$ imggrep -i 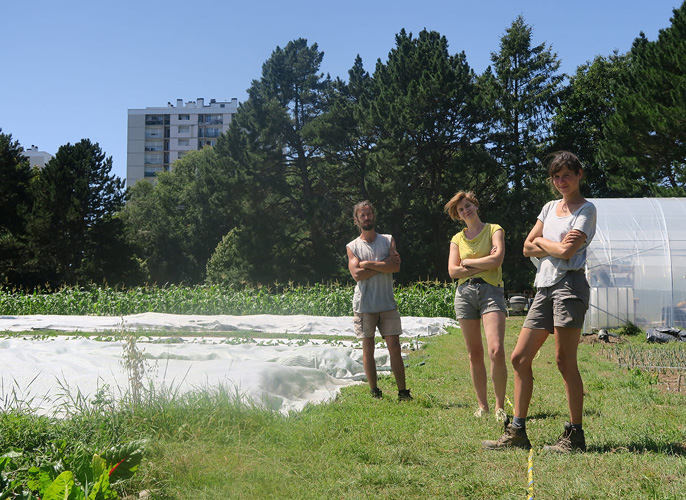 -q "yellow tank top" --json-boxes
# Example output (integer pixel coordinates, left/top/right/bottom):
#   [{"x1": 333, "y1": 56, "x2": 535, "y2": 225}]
[{"x1": 451, "y1": 223, "x2": 504, "y2": 287}]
